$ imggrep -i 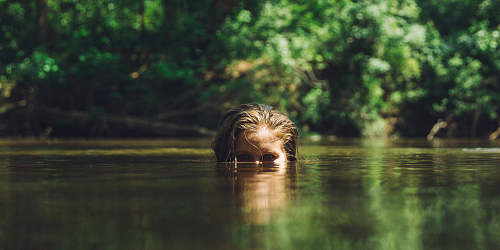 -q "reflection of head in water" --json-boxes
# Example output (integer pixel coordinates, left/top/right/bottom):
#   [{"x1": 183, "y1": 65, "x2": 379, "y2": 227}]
[
  {"x1": 216, "y1": 163, "x2": 298, "y2": 225},
  {"x1": 212, "y1": 103, "x2": 298, "y2": 163}
]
